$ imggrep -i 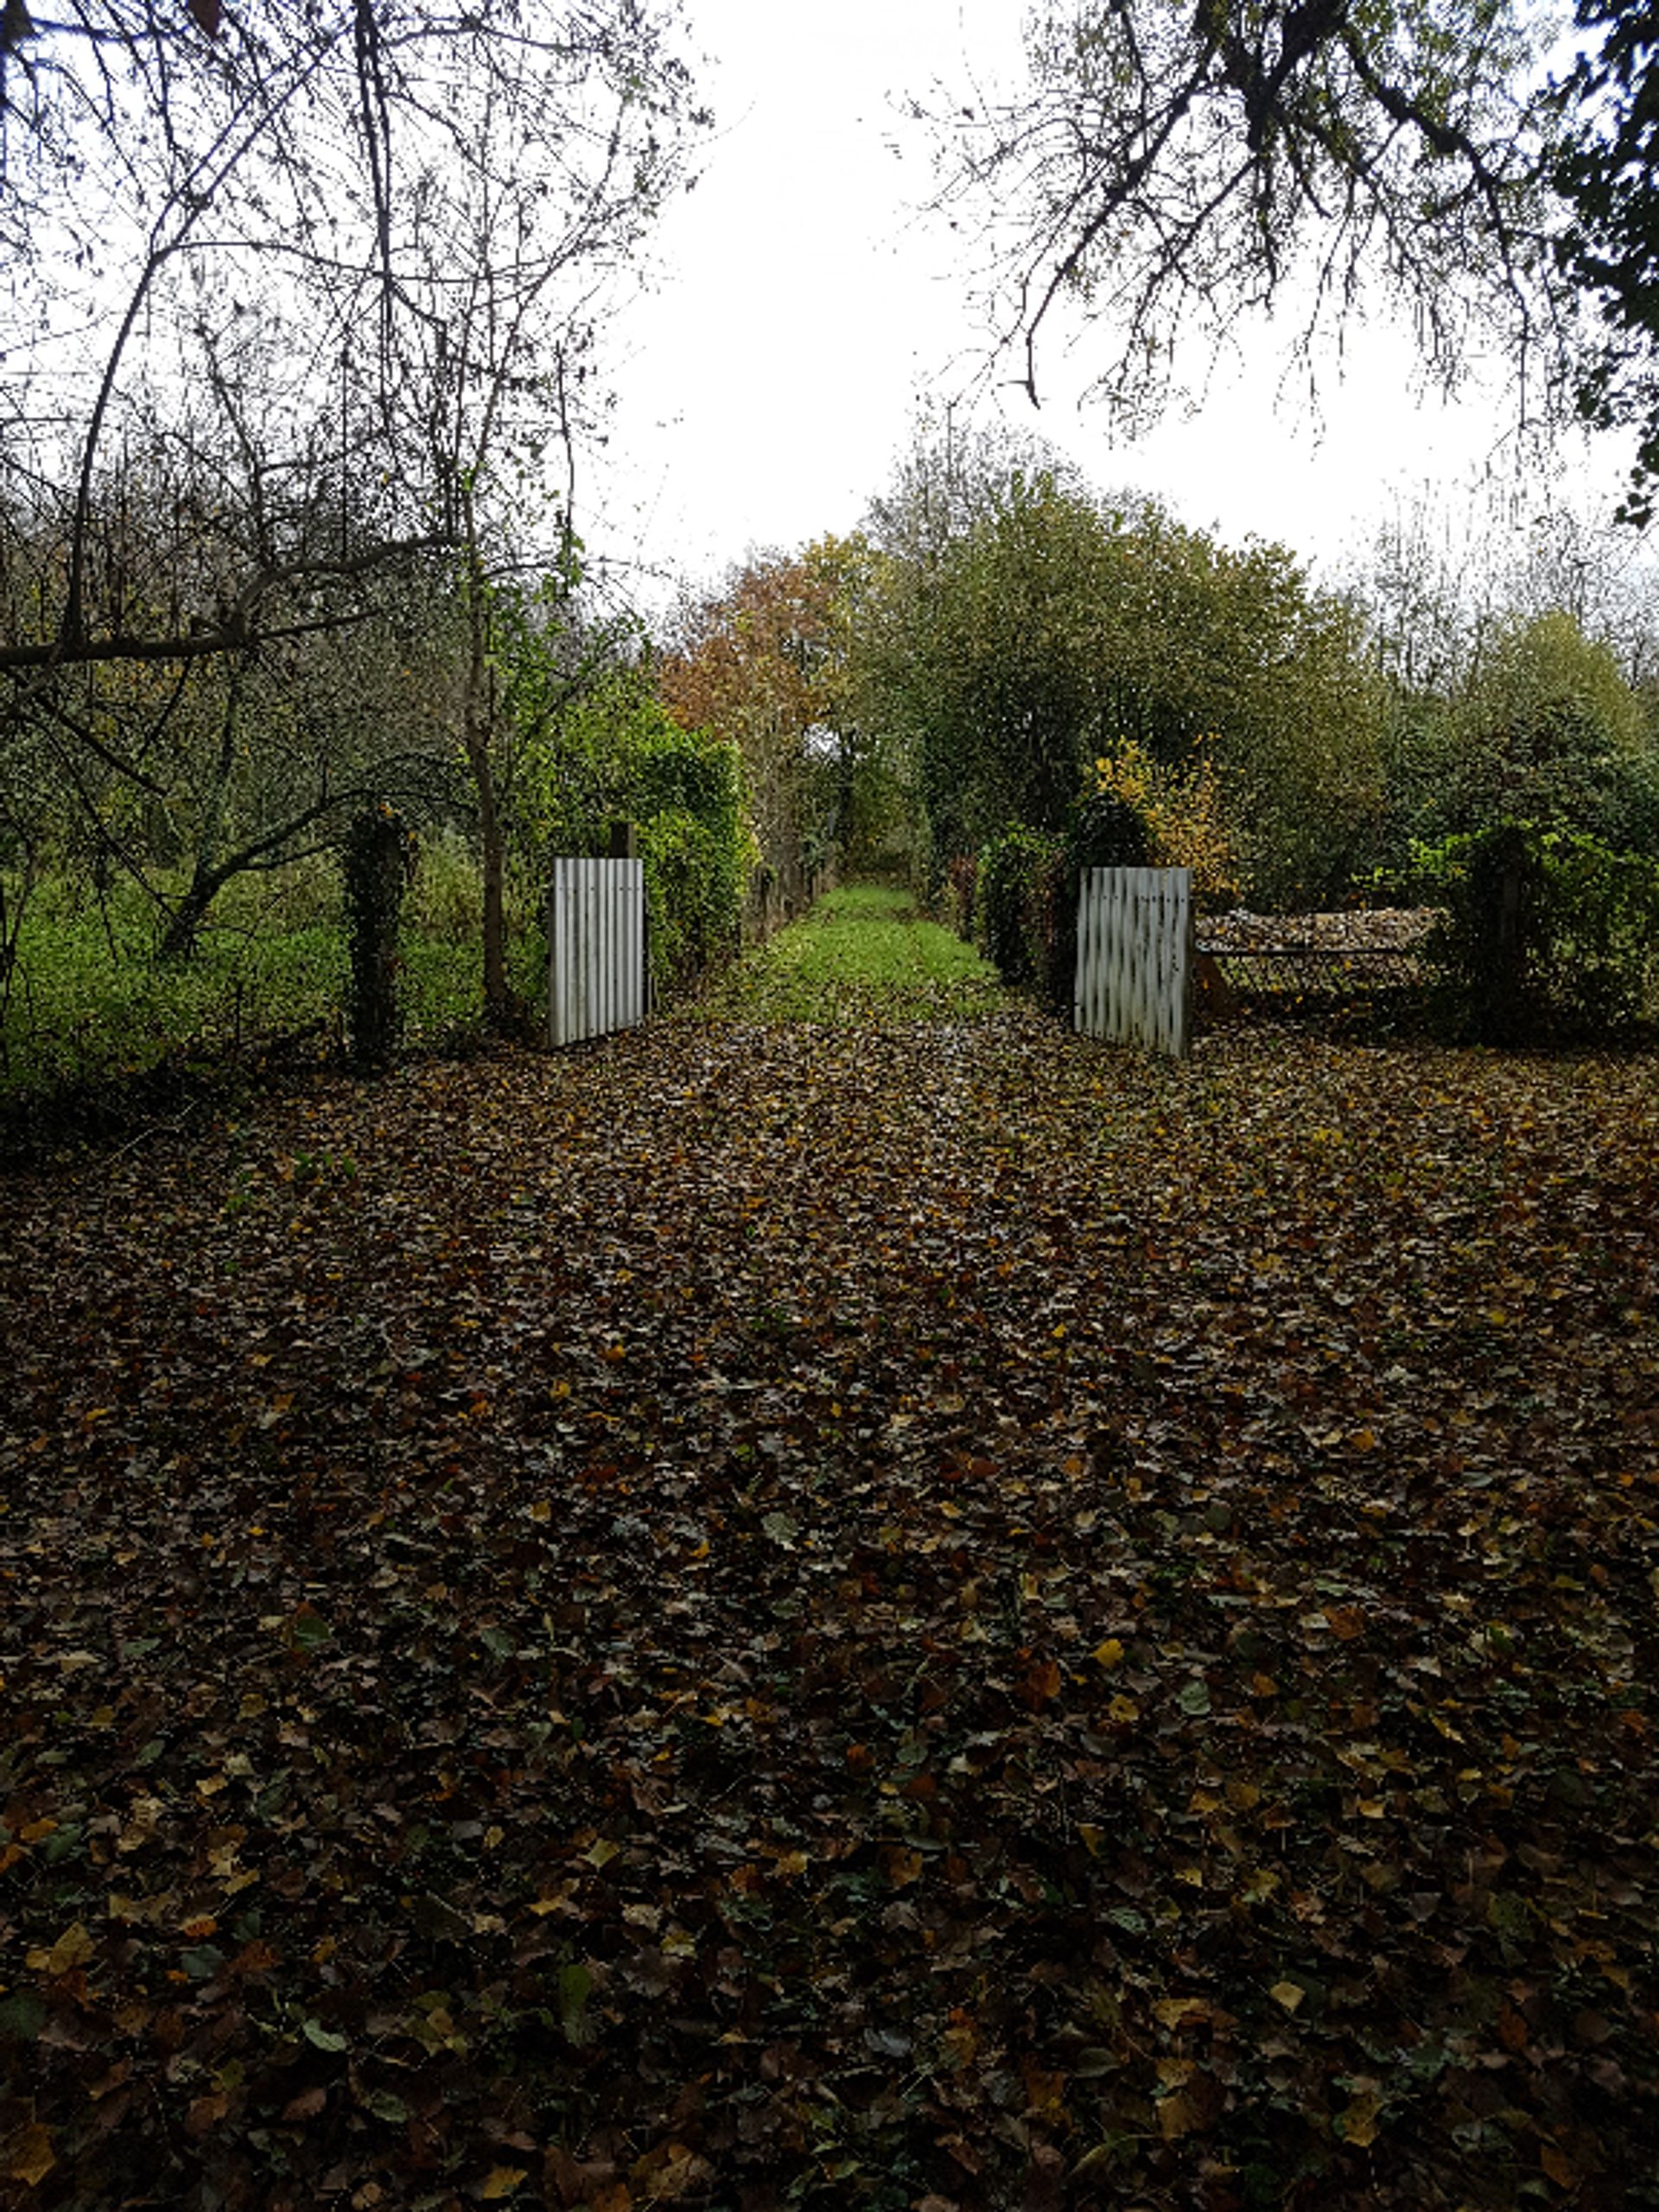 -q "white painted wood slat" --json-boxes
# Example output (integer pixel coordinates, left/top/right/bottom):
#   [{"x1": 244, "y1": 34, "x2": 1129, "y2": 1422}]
[
  {"x1": 547, "y1": 857, "x2": 646, "y2": 1047},
  {"x1": 1074, "y1": 866, "x2": 1194, "y2": 1058}
]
